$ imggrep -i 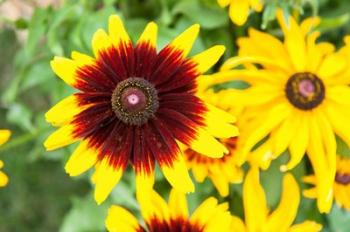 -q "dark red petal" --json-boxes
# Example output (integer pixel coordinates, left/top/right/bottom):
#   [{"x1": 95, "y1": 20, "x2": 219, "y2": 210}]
[
  {"x1": 147, "y1": 217, "x2": 203, "y2": 232},
  {"x1": 134, "y1": 42, "x2": 158, "y2": 79}
]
